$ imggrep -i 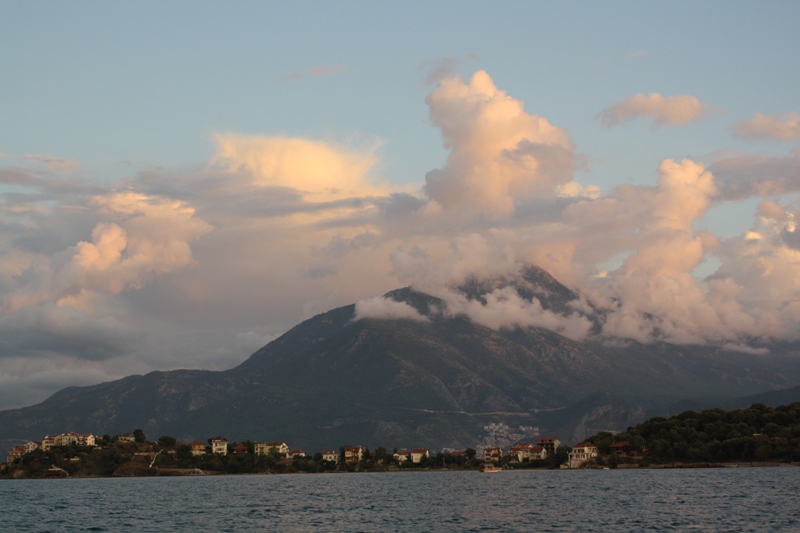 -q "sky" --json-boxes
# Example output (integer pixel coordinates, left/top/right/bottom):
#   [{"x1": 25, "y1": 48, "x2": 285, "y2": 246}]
[{"x1": 1, "y1": 1, "x2": 799, "y2": 410}]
